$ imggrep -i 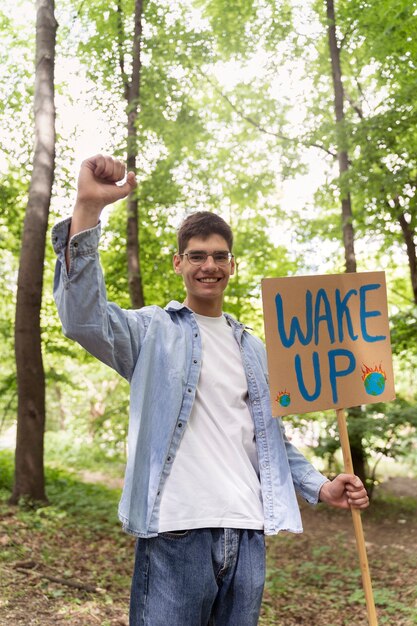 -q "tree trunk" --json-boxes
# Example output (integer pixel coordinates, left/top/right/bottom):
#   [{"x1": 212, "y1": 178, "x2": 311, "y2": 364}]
[
  {"x1": 345, "y1": 406, "x2": 367, "y2": 486},
  {"x1": 10, "y1": 0, "x2": 57, "y2": 504},
  {"x1": 398, "y1": 209, "x2": 417, "y2": 305},
  {"x1": 349, "y1": 436, "x2": 367, "y2": 486},
  {"x1": 327, "y1": 0, "x2": 368, "y2": 482},
  {"x1": 326, "y1": 0, "x2": 357, "y2": 274},
  {"x1": 124, "y1": 0, "x2": 145, "y2": 308}
]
